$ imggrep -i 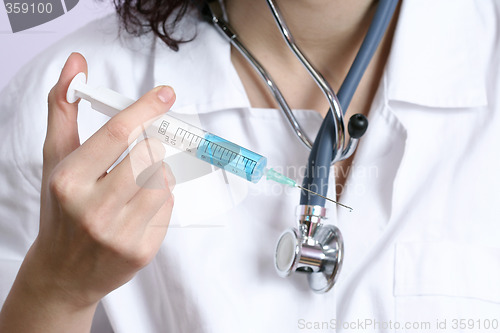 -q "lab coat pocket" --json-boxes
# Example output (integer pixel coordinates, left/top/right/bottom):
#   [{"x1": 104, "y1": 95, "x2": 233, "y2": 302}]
[{"x1": 394, "y1": 242, "x2": 500, "y2": 332}]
